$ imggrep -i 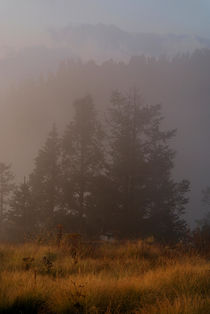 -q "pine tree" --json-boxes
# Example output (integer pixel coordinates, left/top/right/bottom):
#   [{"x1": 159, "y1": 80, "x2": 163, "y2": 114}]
[
  {"x1": 0, "y1": 162, "x2": 14, "y2": 238},
  {"x1": 8, "y1": 177, "x2": 36, "y2": 241},
  {"x1": 107, "y1": 90, "x2": 189, "y2": 241},
  {"x1": 30, "y1": 124, "x2": 61, "y2": 231},
  {"x1": 62, "y1": 95, "x2": 105, "y2": 234}
]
